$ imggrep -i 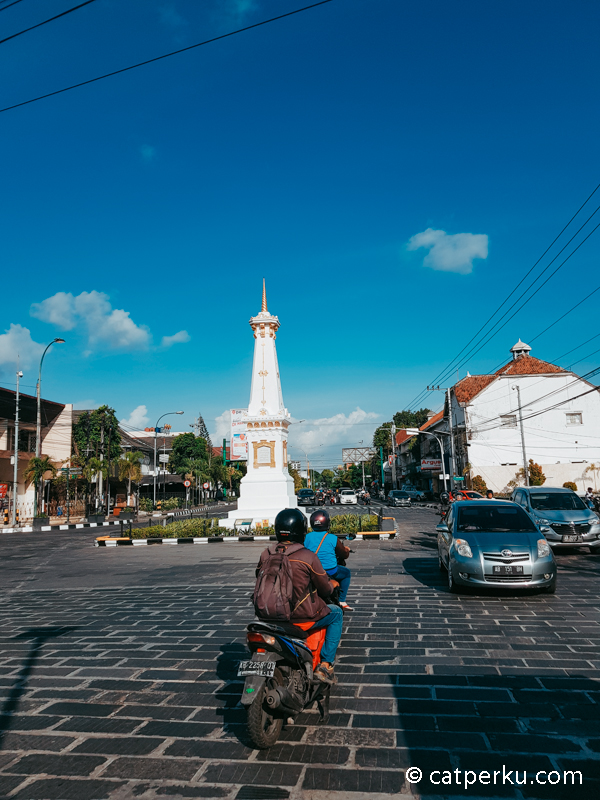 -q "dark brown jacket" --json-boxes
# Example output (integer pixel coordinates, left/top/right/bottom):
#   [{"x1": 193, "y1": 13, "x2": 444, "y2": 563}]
[{"x1": 255, "y1": 542, "x2": 334, "y2": 623}]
